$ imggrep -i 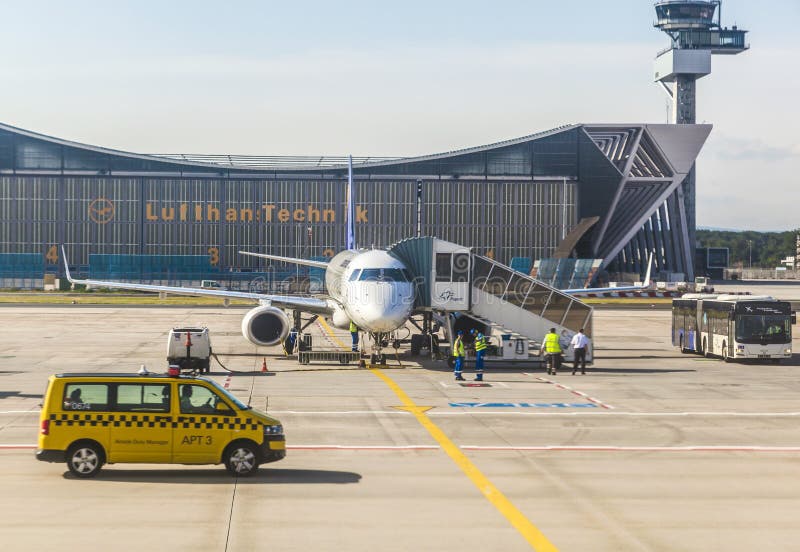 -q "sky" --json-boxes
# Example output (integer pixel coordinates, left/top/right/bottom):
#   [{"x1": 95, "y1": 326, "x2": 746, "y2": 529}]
[{"x1": 1, "y1": 0, "x2": 798, "y2": 231}]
